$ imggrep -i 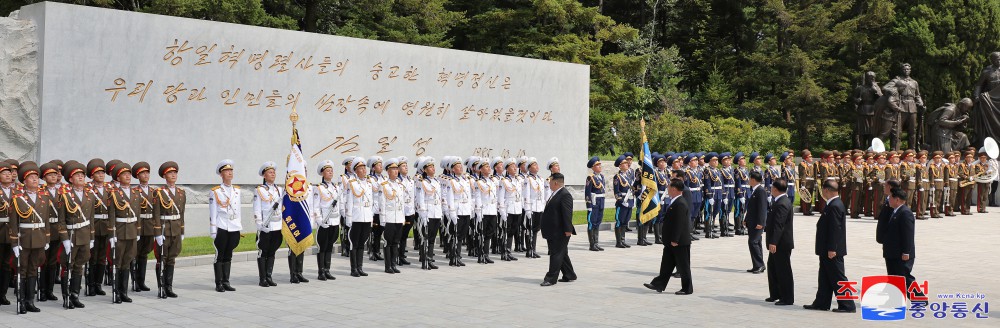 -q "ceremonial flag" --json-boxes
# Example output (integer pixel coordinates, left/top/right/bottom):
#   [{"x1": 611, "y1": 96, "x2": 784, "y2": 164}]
[
  {"x1": 282, "y1": 122, "x2": 315, "y2": 255},
  {"x1": 638, "y1": 119, "x2": 661, "y2": 224}
]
